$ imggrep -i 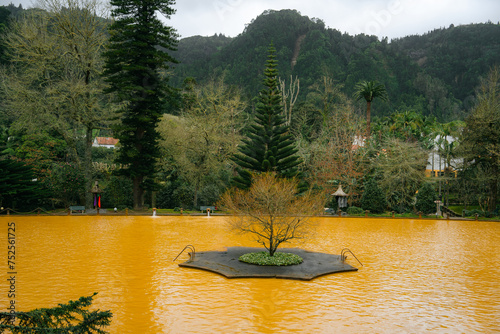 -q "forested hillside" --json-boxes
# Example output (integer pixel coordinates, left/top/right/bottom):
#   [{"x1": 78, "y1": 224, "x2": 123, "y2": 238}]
[
  {"x1": 171, "y1": 9, "x2": 500, "y2": 122},
  {"x1": 3, "y1": 6, "x2": 499, "y2": 121}
]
